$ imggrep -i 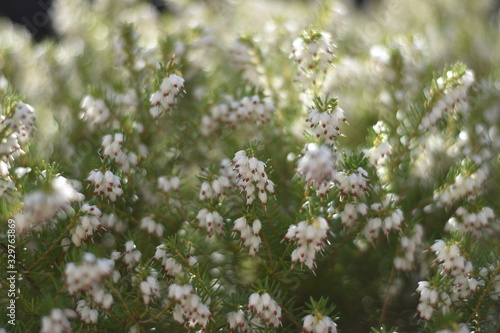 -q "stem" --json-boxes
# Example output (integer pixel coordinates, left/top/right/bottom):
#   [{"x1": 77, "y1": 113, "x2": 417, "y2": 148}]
[
  {"x1": 279, "y1": 301, "x2": 301, "y2": 329},
  {"x1": 379, "y1": 254, "x2": 397, "y2": 327},
  {"x1": 467, "y1": 262, "x2": 500, "y2": 324},
  {"x1": 260, "y1": 227, "x2": 275, "y2": 270},
  {"x1": 27, "y1": 215, "x2": 79, "y2": 271},
  {"x1": 138, "y1": 303, "x2": 171, "y2": 323},
  {"x1": 106, "y1": 280, "x2": 135, "y2": 320}
]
